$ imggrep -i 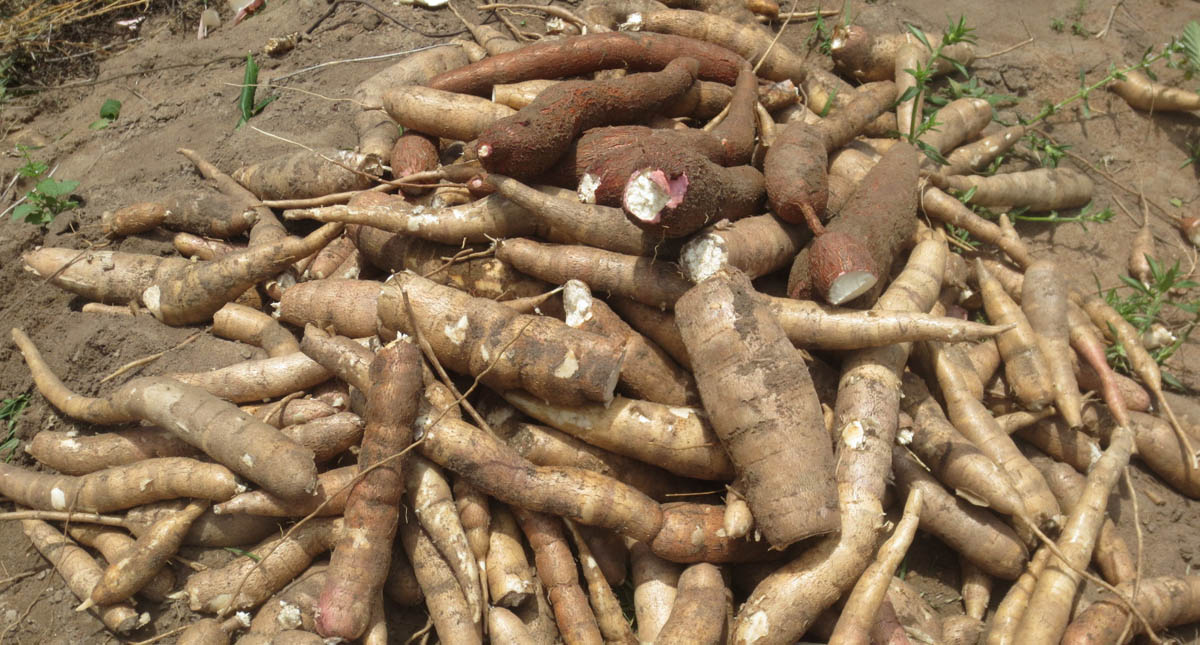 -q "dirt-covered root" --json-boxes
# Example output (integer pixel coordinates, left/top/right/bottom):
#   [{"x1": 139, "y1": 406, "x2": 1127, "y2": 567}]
[
  {"x1": 787, "y1": 141, "x2": 919, "y2": 305},
  {"x1": 496, "y1": 238, "x2": 690, "y2": 309},
  {"x1": 89, "y1": 499, "x2": 209, "y2": 607},
  {"x1": 381, "y1": 85, "x2": 516, "y2": 142},
  {"x1": 501, "y1": 389, "x2": 734, "y2": 481},
  {"x1": 215, "y1": 465, "x2": 354, "y2": 517},
  {"x1": 0, "y1": 458, "x2": 239, "y2": 513},
  {"x1": 1024, "y1": 449, "x2": 1137, "y2": 585},
  {"x1": 102, "y1": 189, "x2": 255, "y2": 239},
  {"x1": 621, "y1": 148, "x2": 764, "y2": 238},
  {"x1": 483, "y1": 174, "x2": 677, "y2": 257},
  {"x1": 286, "y1": 193, "x2": 535, "y2": 246},
  {"x1": 21, "y1": 520, "x2": 146, "y2": 634},
  {"x1": 428, "y1": 31, "x2": 745, "y2": 96},
  {"x1": 415, "y1": 399, "x2": 665, "y2": 544},
  {"x1": 212, "y1": 303, "x2": 300, "y2": 357},
  {"x1": 561, "y1": 280, "x2": 699, "y2": 406},
  {"x1": 681, "y1": 214, "x2": 811, "y2": 284},
  {"x1": 624, "y1": 8, "x2": 807, "y2": 82},
  {"x1": 1011, "y1": 425, "x2": 1135, "y2": 644},
  {"x1": 512, "y1": 509, "x2": 603, "y2": 645},
  {"x1": 732, "y1": 235, "x2": 945, "y2": 645},
  {"x1": 1061, "y1": 575, "x2": 1200, "y2": 645},
  {"x1": 891, "y1": 446, "x2": 1028, "y2": 580},
  {"x1": 675, "y1": 268, "x2": 837, "y2": 548},
  {"x1": 975, "y1": 259, "x2": 1055, "y2": 411},
  {"x1": 916, "y1": 97, "x2": 991, "y2": 156},
  {"x1": 22, "y1": 248, "x2": 189, "y2": 306},
  {"x1": 27, "y1": 428, "x2": 201, "y2": 476},
  {"x1": 317, "y1": 341, "x2": 423, "y2": 641},
  {"x1": 348, "y1": 222, "x2": 550, "y2": 302},
  {"x1": 275, "y1": 278, "x2": 381, "y2": 340},
  {"x1": 232, "y1": 149, "x2": 382, "y2": 201},
  {"x1": 654, "y1": 563, "x2": 728, "y2": 645},
  {"x1": 937, "y1": 167, "x2": 1094, "y2": 212},
  {"x1": 352, "y1": 43, "x2": 470, "y2": 158},
  {"x1": 830, "y1": 24, "x2": 976, "y2": 83},
  {"x1": 378, "y1": 271, "x2": 626, "y2": 406},
  {"x1": 143, "y1": 221, "x2": 343, "y2": 326},
  {"x1": 487, "y1": 503, "x2": 538, "y2": 609},
  {"x1": 1109, "y1": 69, "x2": 1200, "y2": 112},
  {"x1": 184, "y1": 518, "x2": 342, "y2": 614},
  {"x1": 935, "y1": 124, "x2": 1026, "y2": 176}
]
